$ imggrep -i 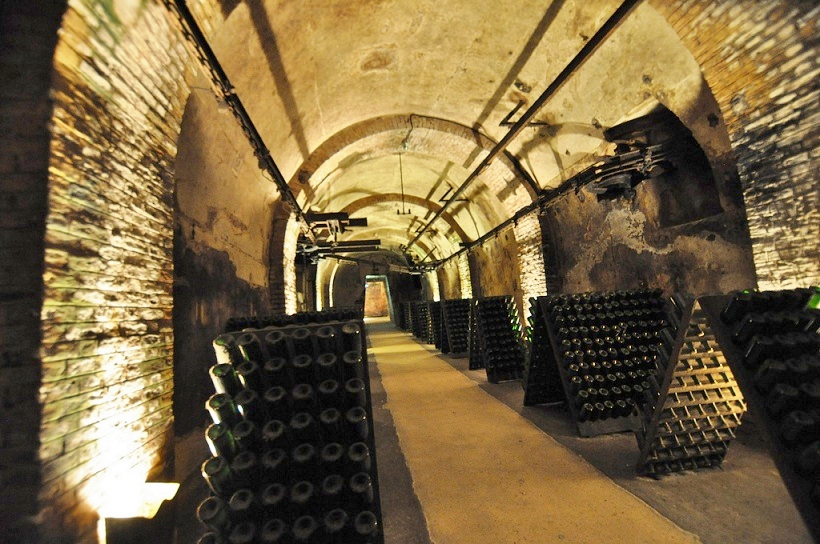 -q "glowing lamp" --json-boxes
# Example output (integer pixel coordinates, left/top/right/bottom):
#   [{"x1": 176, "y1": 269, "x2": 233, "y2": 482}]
[{"x1": 97, "y1": 482, "x2": 179, "y2": 544}]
